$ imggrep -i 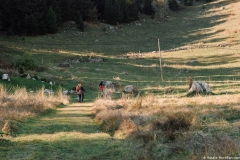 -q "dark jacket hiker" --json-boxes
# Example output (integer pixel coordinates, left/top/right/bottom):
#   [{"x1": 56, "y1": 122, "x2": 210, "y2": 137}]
[{"x1": 76, "y1": 83, "x2": 85, "y2": 102}]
